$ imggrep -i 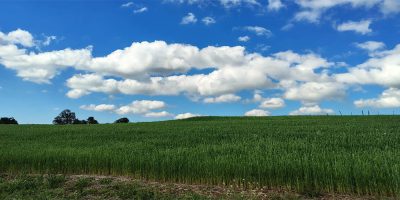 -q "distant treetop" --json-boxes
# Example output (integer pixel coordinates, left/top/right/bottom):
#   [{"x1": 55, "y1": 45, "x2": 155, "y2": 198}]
[
  {"x1": 53, "y1": 110, "x2": 100, "y2": 125},
  {"x1": 115, "y1": 117, "x2": 129, "y2": 124},
  {"x1": 0, "y1": 117, "x2": 18, "y2": 125},
  {"x1": 53, "y1": 109, "x2": 76, "y2": 125},
  {"x1": 87, "y1": 117, "x2": 98, "y2": 124}
]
